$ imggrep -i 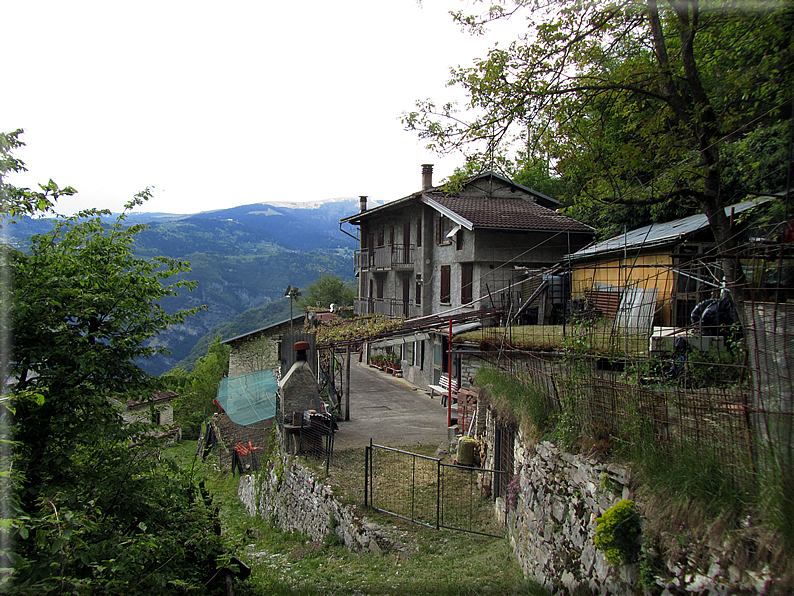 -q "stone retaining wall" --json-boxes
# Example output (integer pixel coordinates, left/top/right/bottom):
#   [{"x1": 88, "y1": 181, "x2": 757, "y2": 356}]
[
  {"x1": 507, "y1": 439, "x2": 778, "y2": 594},
  {"x1": 238, "y1": 453, "x2": 393, "y2": 554},
  {"x1": 508, "y1": 440, "x2": 636, "y2": 594}
]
